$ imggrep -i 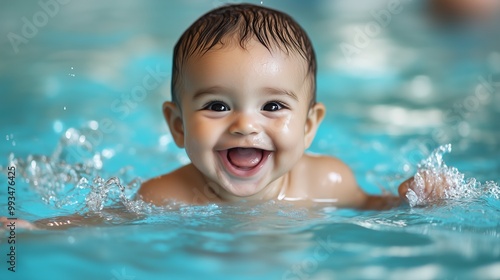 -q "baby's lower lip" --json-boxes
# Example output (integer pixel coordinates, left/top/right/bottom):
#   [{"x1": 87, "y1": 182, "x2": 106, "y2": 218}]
[{"x1": 217, "y1": 148, "x2": 271, "y2": 178}]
